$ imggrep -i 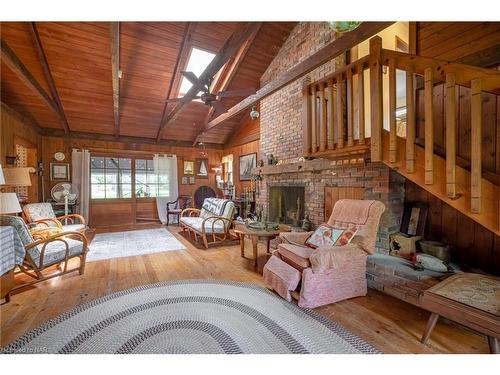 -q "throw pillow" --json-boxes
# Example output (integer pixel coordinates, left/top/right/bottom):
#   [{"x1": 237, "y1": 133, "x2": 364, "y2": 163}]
[
  {"x1": 305, "y1": 224, "x2": 345, "y2": 249},
  {"x1": 333, "y1": 226, "x2": 358, "y2": 246}
]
